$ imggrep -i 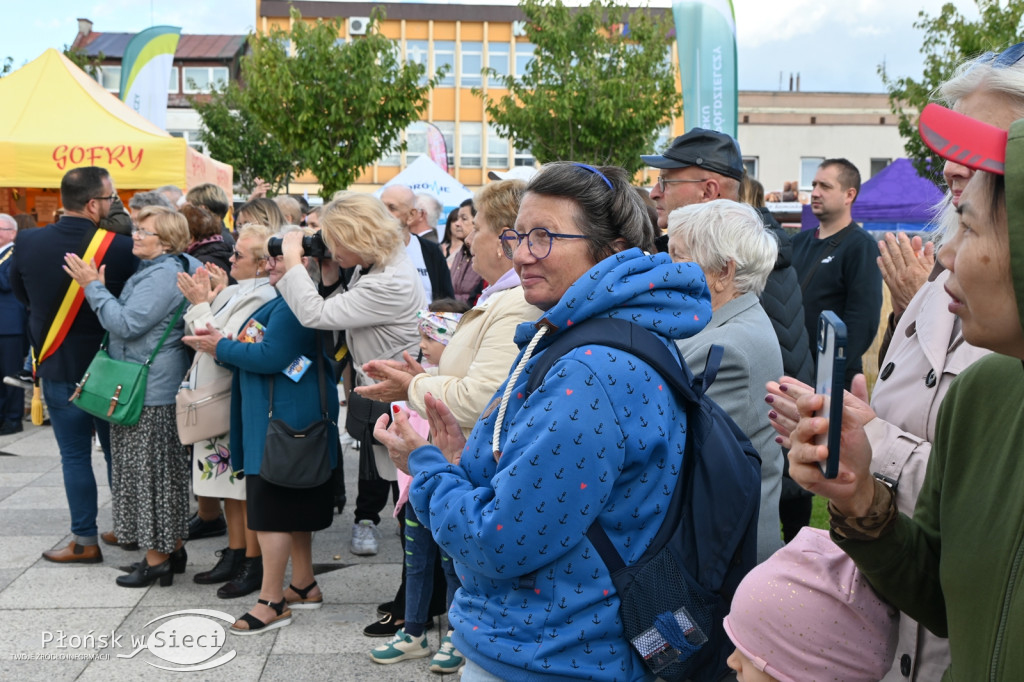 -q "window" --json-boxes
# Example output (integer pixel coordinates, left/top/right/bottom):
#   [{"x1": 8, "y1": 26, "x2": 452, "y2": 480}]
[
  {"x1": 406, "y1": 40, "x2": 430, "y2": 87},
  {"x1": 870, "y1": 157, "x2": 891, "y2": 177},
  {"x1": 459, "y1": 122, "x2": 482, "y2": 167},
  {"x1": 514, "y1": 144, "x2": 535, "y2": 168},
  {"x1": 182, "y1": 66, "x2": 228, "y2": 94},
  {"x1": 486, "y1": 125, "x2": 509, "y2": 169},
  {"x1": 168, "y1": 67, "x2": 179, "y2": 94},
  {"x1": 743, "y1": 157, "x2": 759, "y2": 180},
  {"x1": 169, "y1": 130, "x2": 205, "y2": 154},
  {"x1": 800, "y1": 157, "x2": 824, "y2": 190},
  {"x1": 460, "y1": 41, "x2": 483, "y2": 88},
  {"x1": 379, "y1": 144, "x2": 401, "y2": 167},
  {"x1": 514, "y1": 42, "x2": 535, "y2": 80},
  {"x1": 406, "y1": 122, "x2": 429, "y2": 165},
  {"x1": 97, "y1": 65, "x2": 121, "y2": 92},
  {"x1": 652, "y1": 125, "x2": 673, "y2": 158},
  {"x1": 487, "y1": 43, "x2": 510, "y2": 81},
  {"x1": 434, "y1": 41, "x2": 456, "y2": 88}
]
